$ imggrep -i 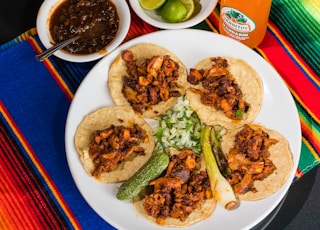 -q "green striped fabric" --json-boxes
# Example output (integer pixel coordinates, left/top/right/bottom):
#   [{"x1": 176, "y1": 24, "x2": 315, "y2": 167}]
[{"x1": 270, "y1": 0, "x2": 320, "y2": 76}]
